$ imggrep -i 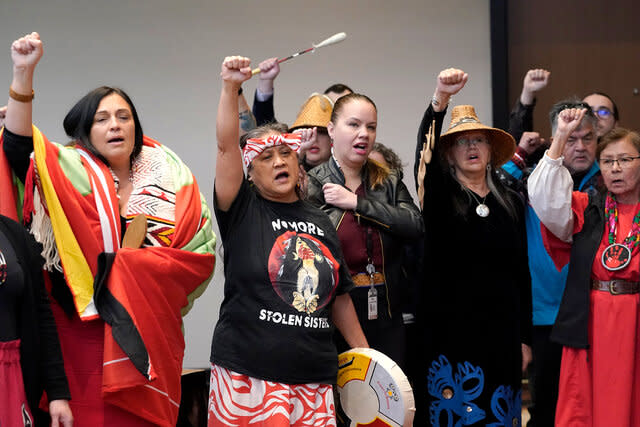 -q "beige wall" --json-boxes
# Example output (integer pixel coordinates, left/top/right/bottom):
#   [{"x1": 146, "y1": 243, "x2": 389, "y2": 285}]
[{"x1": 0, "y1": 0, "x2": 492, "y2": 367}]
